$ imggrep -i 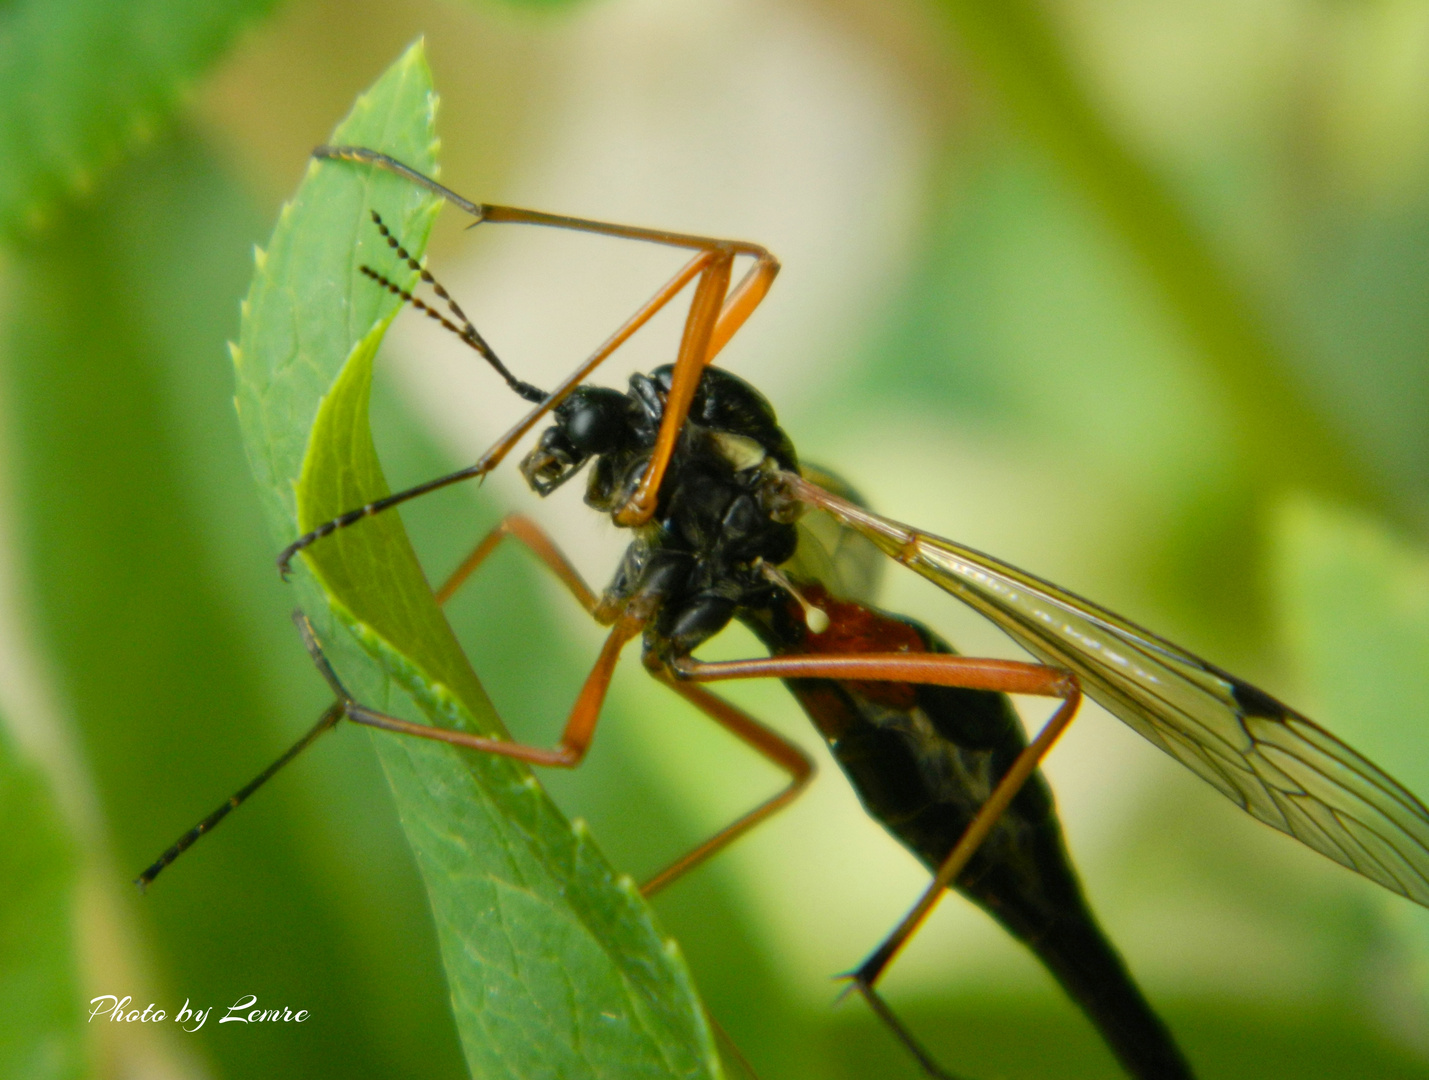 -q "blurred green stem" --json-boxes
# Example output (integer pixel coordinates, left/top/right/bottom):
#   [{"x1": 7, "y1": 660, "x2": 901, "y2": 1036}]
[{"x1": 935, "y1": 0, "x2": 1398, "y2": 519}]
